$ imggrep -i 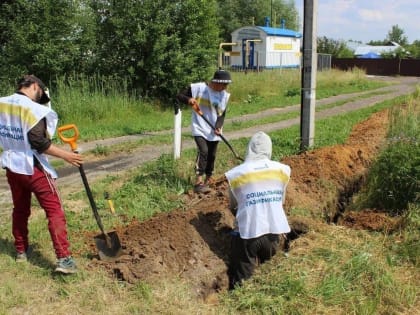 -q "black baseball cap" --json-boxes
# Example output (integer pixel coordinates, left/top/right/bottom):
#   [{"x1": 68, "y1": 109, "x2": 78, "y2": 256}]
[
  {"x1": 17, "y1": 75, "x2": 50, "y2": 104},
  {"x1": 211, "y1": 70, "x2": 232, "y2": 84}
]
